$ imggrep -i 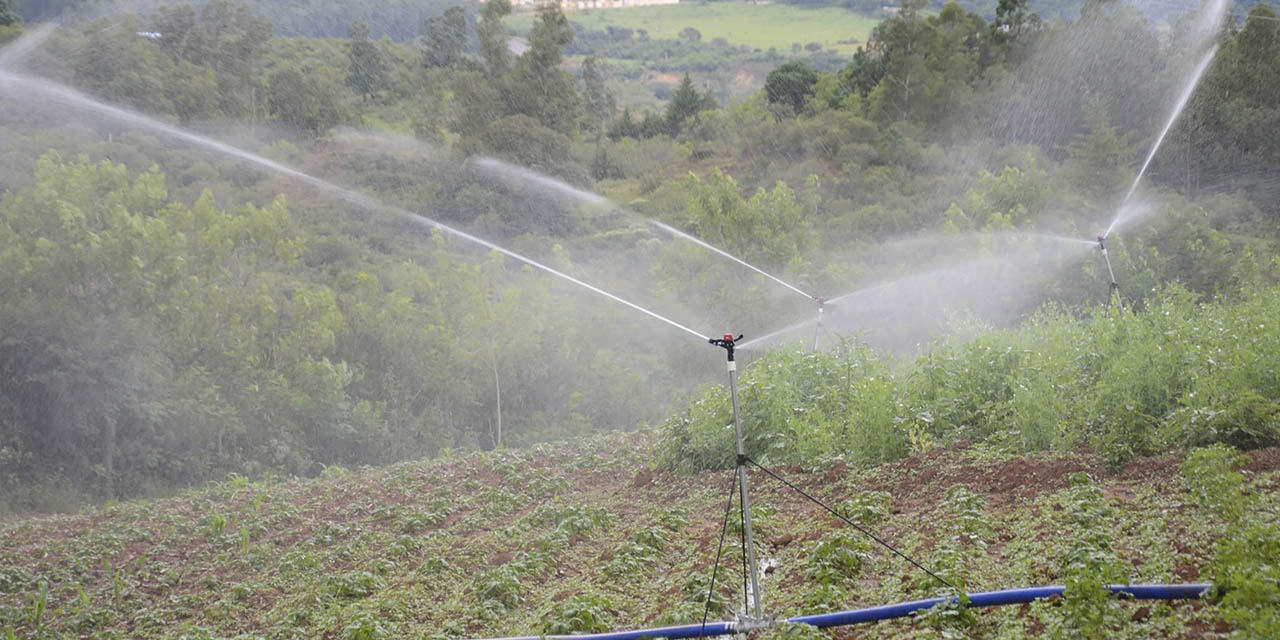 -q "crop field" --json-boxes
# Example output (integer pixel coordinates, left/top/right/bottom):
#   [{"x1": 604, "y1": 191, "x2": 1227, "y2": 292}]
[
  {"x1": 511, "y1": 3, "x2": 878, "y2": 54},
  {"x1": 2, "y1": 432, "x2": 1277, "y2": 638}
]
